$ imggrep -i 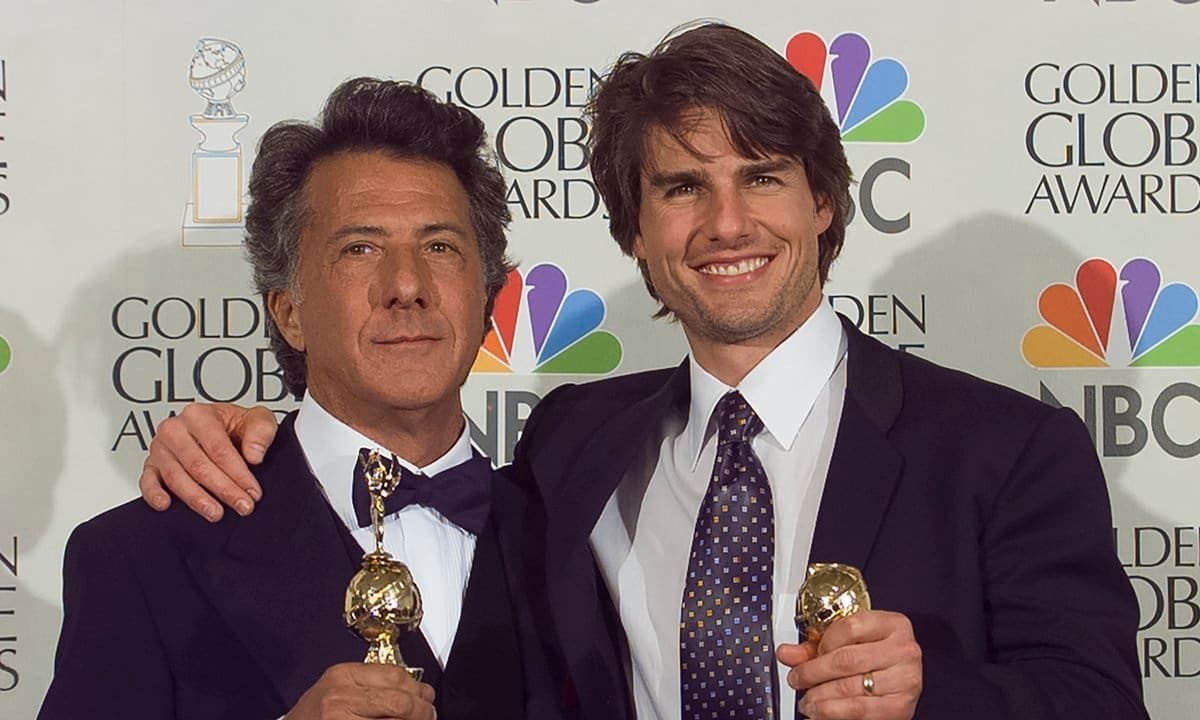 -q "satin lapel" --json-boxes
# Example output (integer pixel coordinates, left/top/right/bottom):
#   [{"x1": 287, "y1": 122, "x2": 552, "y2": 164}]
[
  {"x1": 492, "y1": 467, "x2": 566, "y2": 720},
  {"x1": 188, "y1": 417, "x2": 367, "y2": 707},
  {"x1": 440, "y1": 520, "x2": 523, "y2": 720},
  {"x1": 809, "y1": 320, "x2": 905, "y2": 572},
  {"x1": 543, "y1": 361, "x2": 690, "y2": 577},
  {"x1": 542, "y1": 362, "x2": 689, "y2": 720}
]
